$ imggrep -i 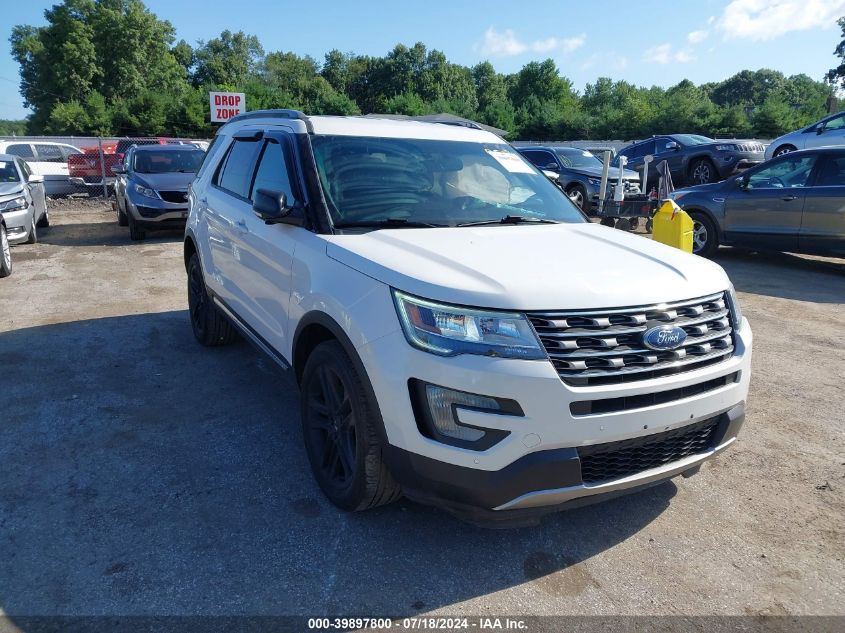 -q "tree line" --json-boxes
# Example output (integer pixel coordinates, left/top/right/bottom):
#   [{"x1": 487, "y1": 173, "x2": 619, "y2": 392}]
[{"x1": 8, "y1": 0, "x2": 842, "y2": 140}]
